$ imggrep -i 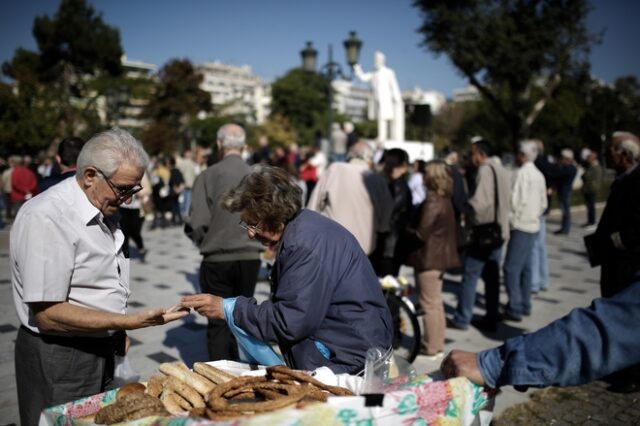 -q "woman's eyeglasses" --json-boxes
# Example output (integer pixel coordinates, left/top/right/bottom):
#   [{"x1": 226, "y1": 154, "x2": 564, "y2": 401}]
[{"x1": 238, "y1": 220, "x2": 261, "y2": 233}]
